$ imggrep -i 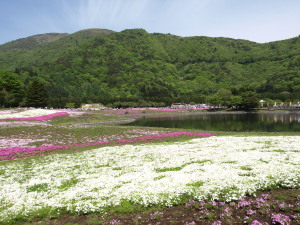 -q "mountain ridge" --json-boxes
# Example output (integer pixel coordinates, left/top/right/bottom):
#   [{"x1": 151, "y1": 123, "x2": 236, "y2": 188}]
[
  {"x1": 0, "y1": 33, "x2": 69, "y2": 50},
  {"x1": 2, "y1": 28, "x2": 299, "y2": 47},
  {"x1": 0, "y1": 28, "x2": 299, "y2": 108}
]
